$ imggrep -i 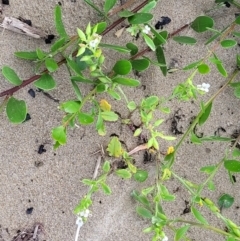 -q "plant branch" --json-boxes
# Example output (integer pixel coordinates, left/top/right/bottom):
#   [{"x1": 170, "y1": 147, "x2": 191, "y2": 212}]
[{"x1": 0, "y1": 0, "x2": 149, "y2": 98}]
